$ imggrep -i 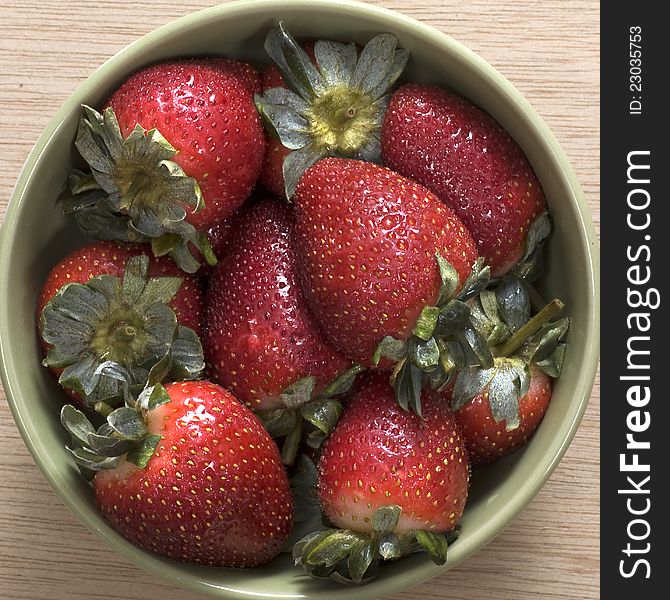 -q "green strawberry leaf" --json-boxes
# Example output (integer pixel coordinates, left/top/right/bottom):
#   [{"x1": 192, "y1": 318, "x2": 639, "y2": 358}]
[
  {"x1": 495, "y1": 275, "x2": 531, "y2": 333},
  {"x1": 535, "y1": 343, "x2": 566, "y2": 378},
  {"x1": 304, "y1": 530, "x2": 366, "y2": 568},
  {"x1": 451, "y1": 366, "x2": 496, "y2": 411},
  {"x1": 457, "y1": 258, "x2": 490, "y2": 303},
  {"x1": 265, "y1": 23, "x2": 326, "y2": 99},
  {"x1": 60, "y1": 405, "x2": 96, "y2": 448},
  {"x1": 300, "y1": 398, "x2": 343, "y2": 436},
  {"x1": 319, "y1": 364, "x2": 365, "y2": 398},
  {"x1": 521, "y1": 212, "x2": 552, "y2": 263},
  {"x1": 372, "y1": 336, "x2": 408, "y2": 366},
  {"x1": 350, "y1": 33, "x2": 401, "y2": 96},
  {"x1": 107, "y1": 407, "x2": 148, "y2": 440},
  {"x1": 347, "y1": 540, "x2": 375, "y2": 583},
  {"x1": 436, "y1": 252, "x2": 459, "y2": 306},
  {"x1": 66, "y1": 446, "x2": 122, "y2": 471},
  {"x1": 137, "y1": 383, "x2": 171, "y2": 411},
  {"x1": 415, "y1": 530, "x2": 449, "y2": 566},
  {"x1": 378, "y1": 533, "x2": 402, "y2": 560},
  {"x1": 371, "y1": 505, "x2": 401, "y2": 536},
  {"x1": 280, "y1": 375, "x2": 317, "y2": 410},
  {"x1": 282, "y1": 143, "x2": 326, "y2": 199},
  {"x1": 393, "y1": 360, "x2": 423, "y2": 416},
  {"x1": 125, "y1": 434, "x2": 162, "y2": 469},
  {"x1": 411, "y1": 337, "x2": 440, "y2": 371},
  {"x1": 86, "y1": 432, "x2": 134, "y2": 457},
  {"x1": 314, "y1": 40, "x2": 358, "y2": 86}
]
